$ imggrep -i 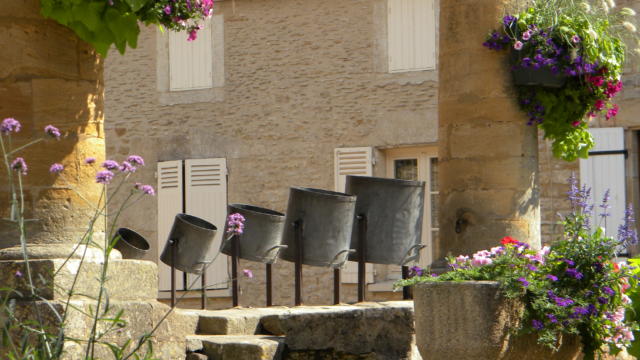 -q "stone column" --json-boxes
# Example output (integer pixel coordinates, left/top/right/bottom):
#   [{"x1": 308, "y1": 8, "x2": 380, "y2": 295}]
[
  {"x1": 436, "y1": 0, "x2": 540, "y2": 263},
  {"x1": 0, "y1": 0, "x2": 106, "y2": 259}
]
